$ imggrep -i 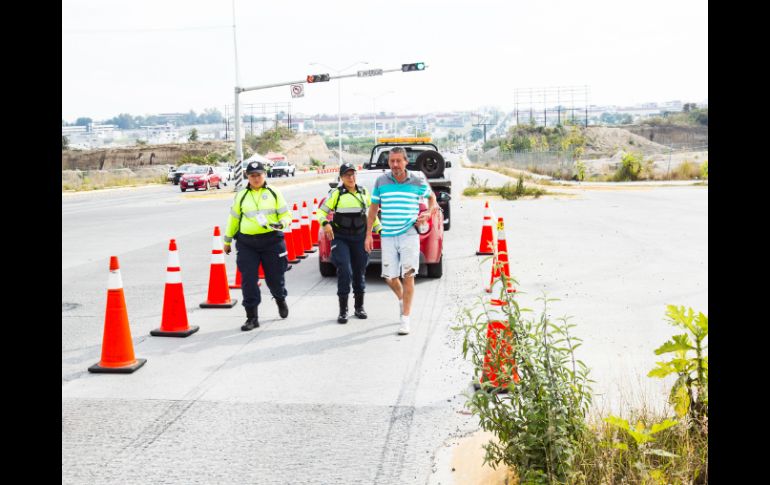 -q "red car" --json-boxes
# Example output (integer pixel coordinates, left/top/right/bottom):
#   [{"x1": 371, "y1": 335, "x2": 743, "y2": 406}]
[
  {"x1": 179, "y1": 166, "x2": 222, "y2": 192},
  {"x1": 317, "y1": 169, "x2": 444, "y2": 278}
]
